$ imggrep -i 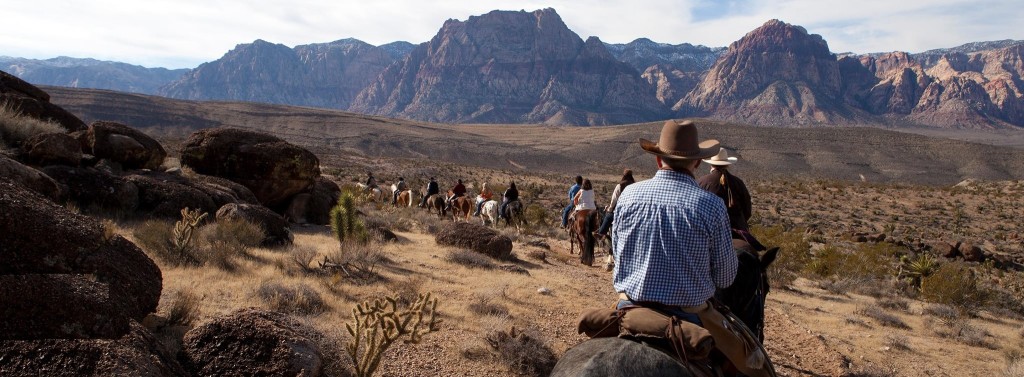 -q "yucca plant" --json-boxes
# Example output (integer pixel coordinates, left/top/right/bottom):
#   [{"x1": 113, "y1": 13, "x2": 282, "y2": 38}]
[
  {"x1": 330, "y1": 192, "x2": 368, "y2": 248},
  {"x1": 899, "y1": 254, "x2": 938, "y2": 290}
]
